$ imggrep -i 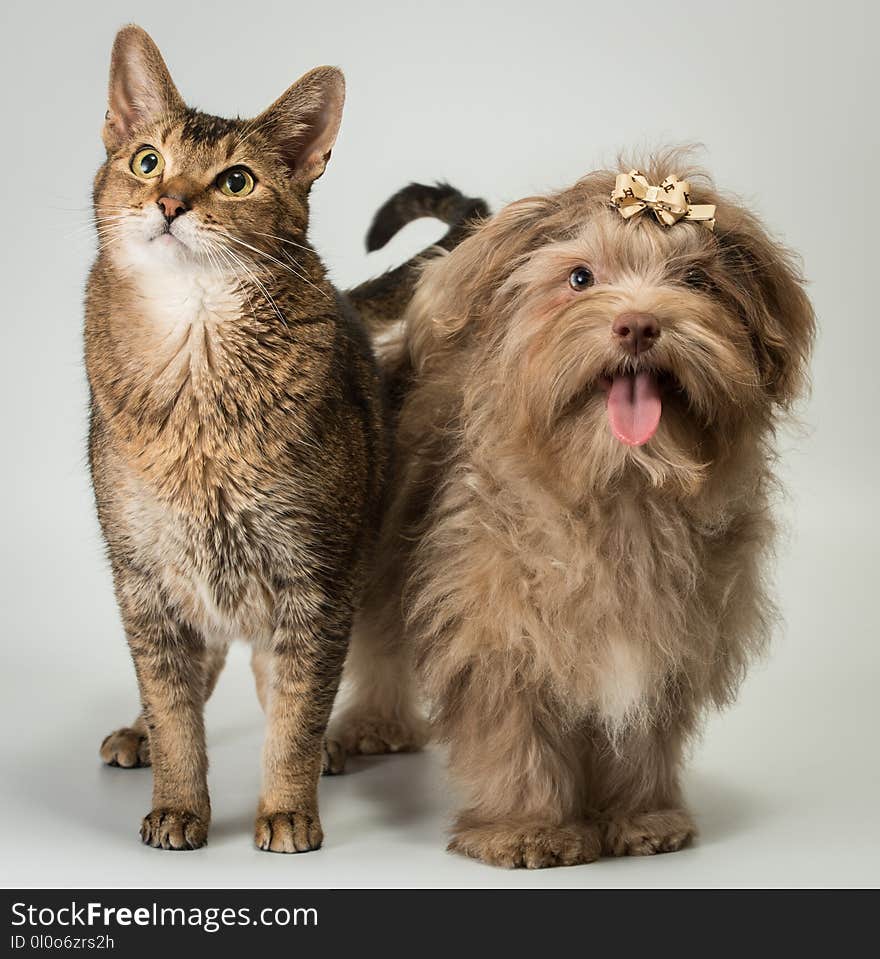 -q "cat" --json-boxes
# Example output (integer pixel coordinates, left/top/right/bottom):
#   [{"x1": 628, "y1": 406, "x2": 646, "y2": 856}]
[{"x1": 87, "y1": 24, "x2": 483, "y2": 852}]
